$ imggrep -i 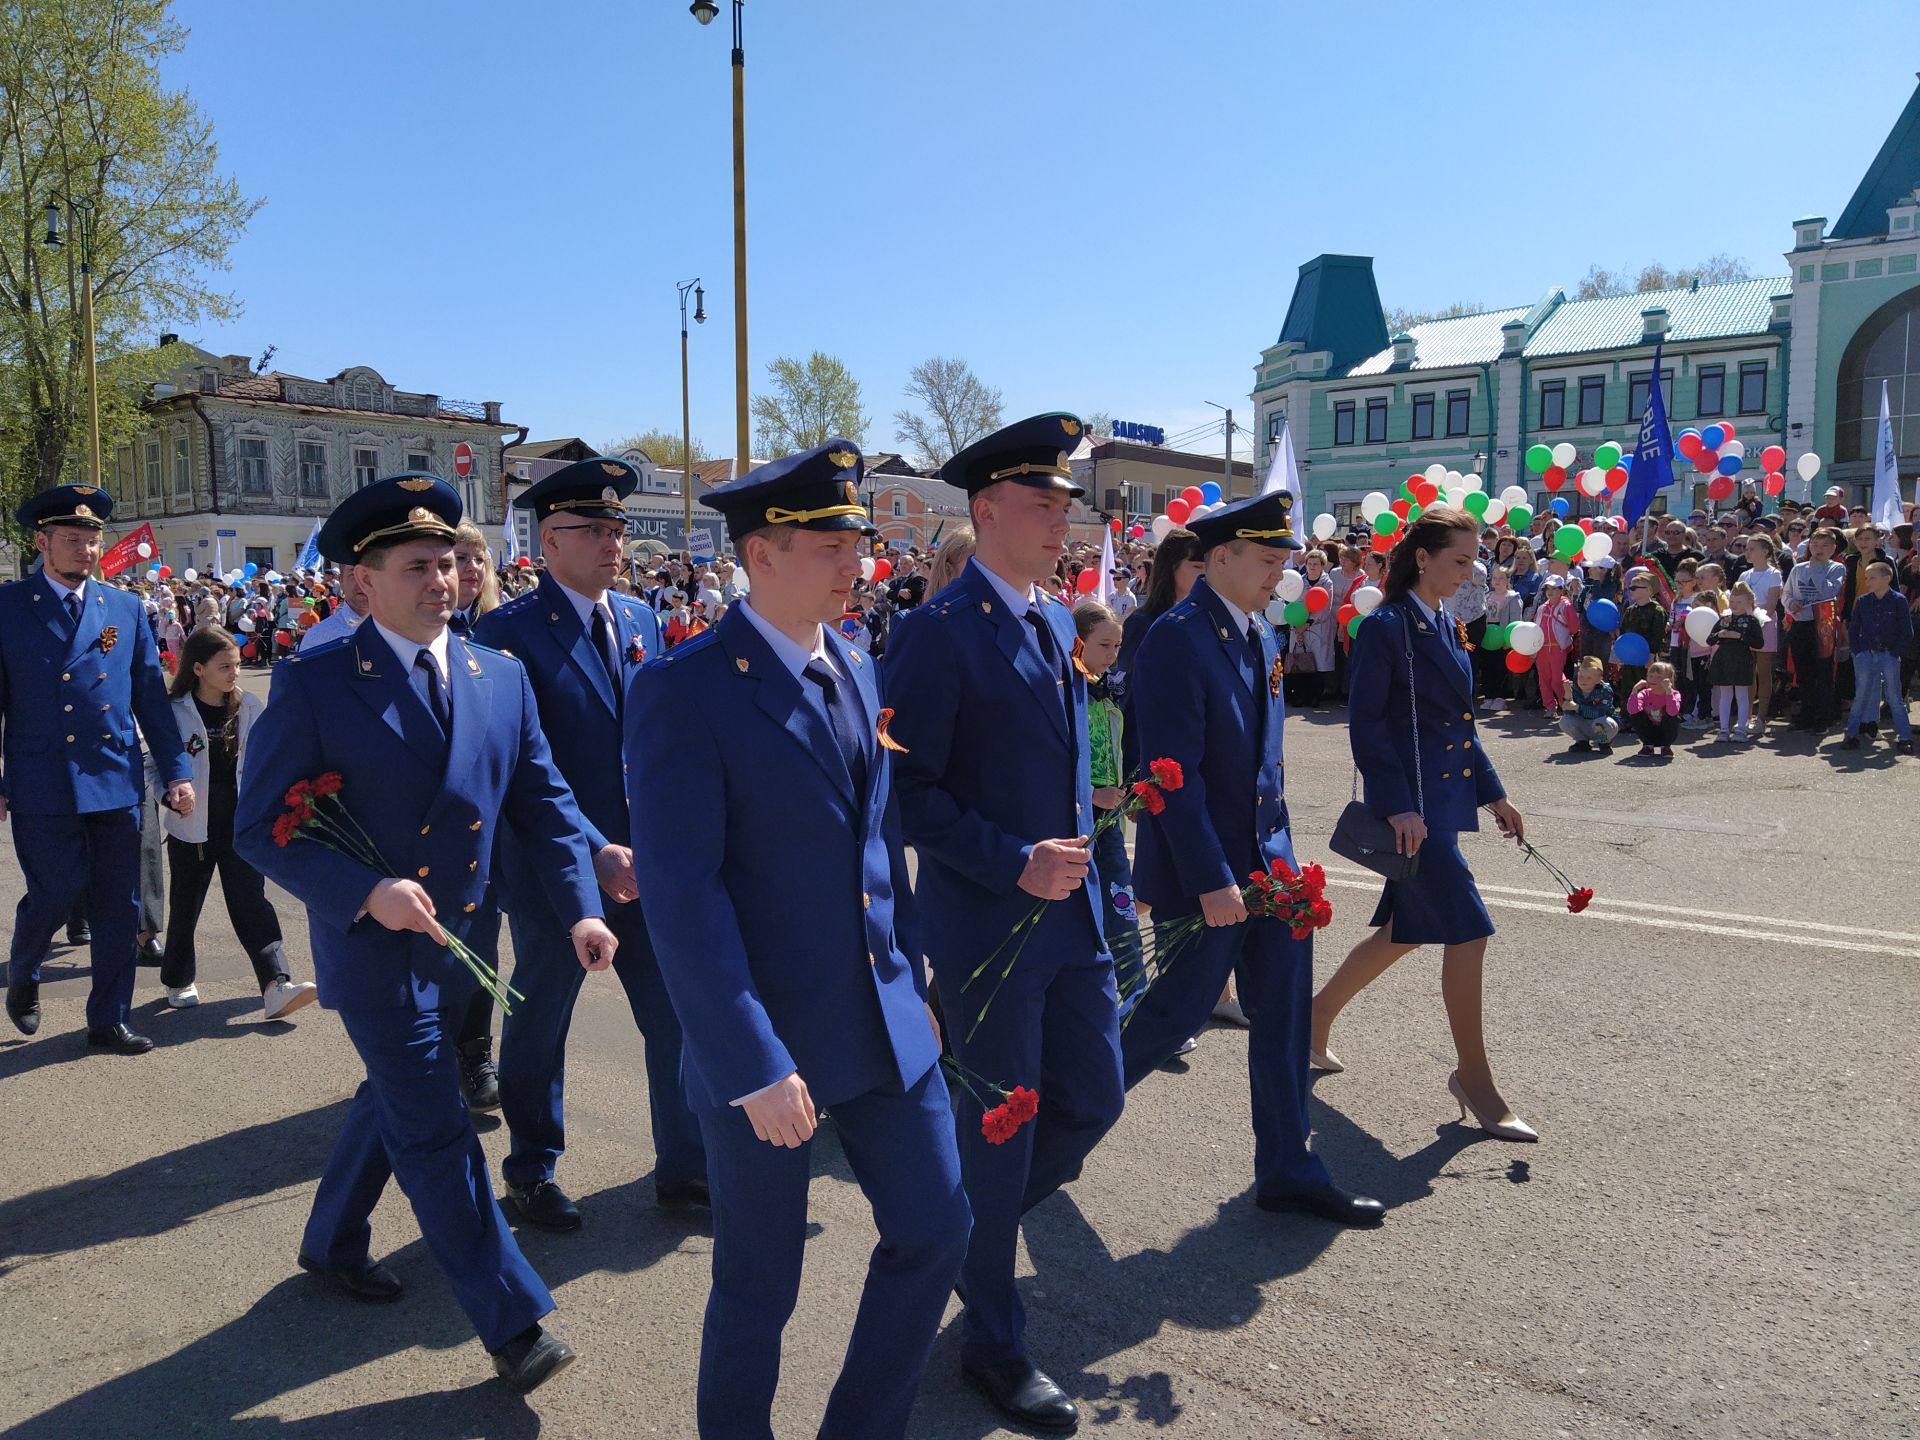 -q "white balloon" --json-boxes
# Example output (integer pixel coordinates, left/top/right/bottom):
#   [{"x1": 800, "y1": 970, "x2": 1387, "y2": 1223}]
[
  {"x1": 1578, "y1": 467, "x2": 1607, "y2": 498},
  {"x1": 136, "y1": 542, "x2": 152, "y2": 559},
  {"x1": 1150, "y1": 514, "x2": 1174, "y2": 542},
  {"x1": 1796, "y1": 452, "x2": 1822, "y2": 482},
  {"x1": 1685, "y1": 605, "x2": 1720, "y2": 646},
  {"x1": 1311, "y1": 512, "x2": 1338, "y2": 541},
  {"x1": 183, "y1": 568, "x2": 198, "y2": 581},
  {"x1": 1483, "y1": 498, "x2": 1507, "y2": 526},
  {"x1": 1508, "y1": 620, "x2": 1545, "y2": 657},
  {"x1": 237, "y1": 615, "x2": 255, "y2": 633},
  {"x1": 1551, "y1": 441, "x2": 1577, "y2": 469},
  {"x1": 1581, "y1": 531, "x2": 1612, "y2": 563},
  {"x1": 1445, "y1": 471, "x2": 1464, "y2": 488},
  {"x1": 1360, "y1": 491, "x2": 1390, "y2": 522},
  {"x1": 265, "y1": 570, "x2": 281, "y2": 583},
  {"x1": 1500, "y1": 485, "x2": 1529, "y2": 508},
  {"x1": 1277, "y1": 569, "x2": 1306, "y2": 603},
  {"x1": 1722, "y1": 439, "x2": 1745, "y2": 460},
  {"x1": 1464, "y1": 473, "x2": 1485, "y2": 493},
  {"x1": 1424, "y1": 463, "x2": 1448, "y2": 482},
  {"x1": 1265, "y1": 596, "x2": 1289, "y2": 625},
  {"x1": 860, "y1": 556, "x2": 875, "y2": 582},
  {"x1": 1351, "y1": 585, "x2": 1384, "y2": 616},
  {"x1": 1444, "y1": 487, "x2": 1468, "y2": 510}
]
